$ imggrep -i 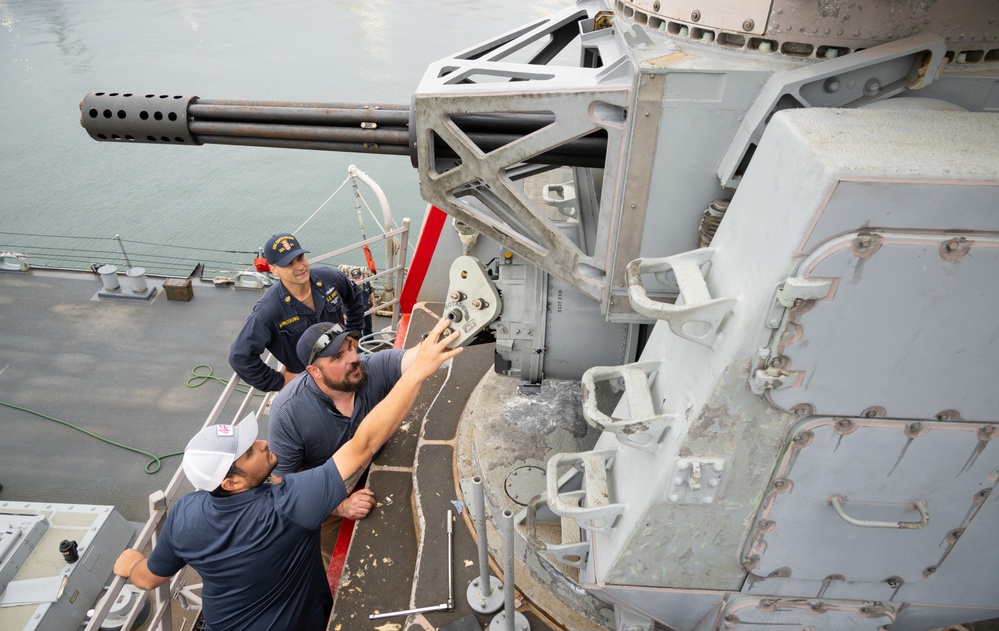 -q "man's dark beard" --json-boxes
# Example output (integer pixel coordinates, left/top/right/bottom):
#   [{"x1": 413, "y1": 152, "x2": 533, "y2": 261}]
[{"x1": 321, "y1": 361, "x2": 367, "y2": 392}]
